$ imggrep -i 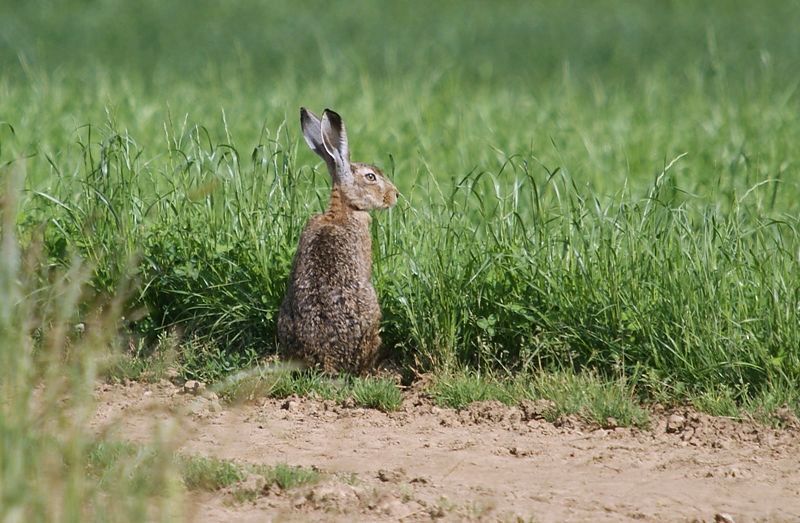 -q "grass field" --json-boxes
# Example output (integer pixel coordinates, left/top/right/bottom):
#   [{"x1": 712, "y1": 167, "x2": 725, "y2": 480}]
[{"x1": 2, "y1": 0, "x2": 800, "y2": 516}]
